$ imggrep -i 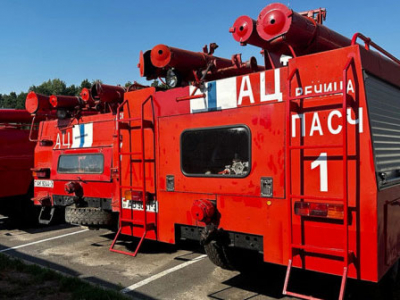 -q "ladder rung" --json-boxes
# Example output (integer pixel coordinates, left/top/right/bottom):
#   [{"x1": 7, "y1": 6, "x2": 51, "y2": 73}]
[
  {"x1": 291, "y1": 244, "x2": 350, "y2": 258},
  {"x1": 131, "y1": 159, "x2": 155, "y2": 163},
  {"x1": 283, "y1": 259, "x2": 350, "y2": 300},
  {"x1": 290, "y1": 194, "x2": 344, "y2": 202},
  {"x1": 285, "y1": 290, "x2": 323, "y2": 300},
  {"x1": 120, "y1": 152, "x2": 141, "y2": 155},
  {"x1": 119, "y1": 119, "x2": 154, "y2": 130},
  {"x1": 120, "y1": 185, "x2": 142, "y2": 189},
  {"x1": 289, "y1": 144, "x2": 343, "y2": 150},
  {"x1": 119, "y1": 117, "x2": 141, "y2": 122},
  {"x1": 120, "y1": 219, "x2": 156, "y2": 229}
]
